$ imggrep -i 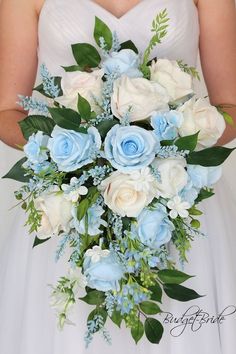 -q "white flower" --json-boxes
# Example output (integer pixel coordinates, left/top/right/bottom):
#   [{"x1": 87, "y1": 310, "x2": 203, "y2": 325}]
[
  {"x1": 178, "y1": 97, "x2": 226, "y2": 148},
  {"x1": 111, "y1": 75, "x2": 169, "y2": 122},
  {"x1": 152, "y1": 157, "x2": 189, "y2": 198},
  {"x1": 61, "y1": 184, "x2": 88, "y2": 203},
  {"x1": 85, "y1": 246, "x2": 110, "y2": 263},
  {"x1": 99, "y1": 168, "x2": 158, "y2": 217},
  {"x1": 150, "y1": 59, "x2": 193, "y2": 101},
  {"x1": 55, "y1": 69, "x2": 104, "y2": 113},
  {"x1": 35, "y1": 190, "x2": 73, "y2": 238},
  {"x1": 167, "y1": 196, "x2": 190, "y2": 219}
]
